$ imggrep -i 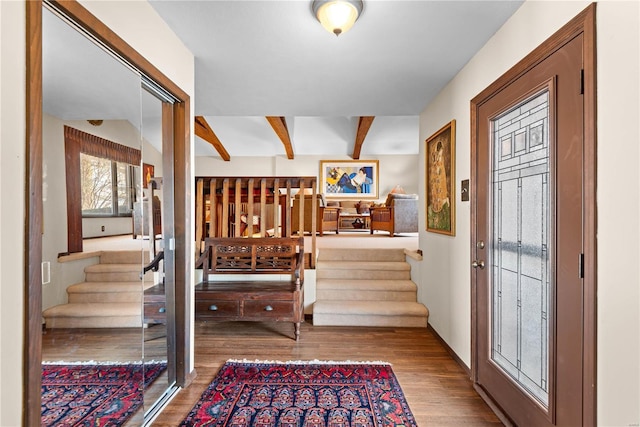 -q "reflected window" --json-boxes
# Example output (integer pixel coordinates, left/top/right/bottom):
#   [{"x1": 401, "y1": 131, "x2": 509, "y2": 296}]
[
  {"x1": 80, "y1": 153, "x2": 139, "y2": 217},
  {"x1": 64, "y1": 125, "x2": 142, "y2": 252}
]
